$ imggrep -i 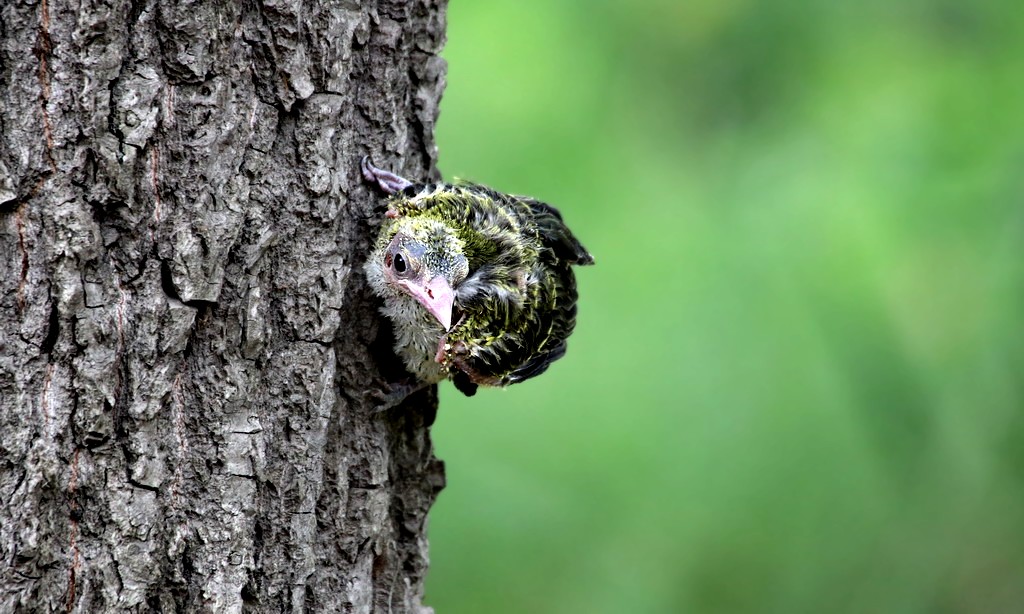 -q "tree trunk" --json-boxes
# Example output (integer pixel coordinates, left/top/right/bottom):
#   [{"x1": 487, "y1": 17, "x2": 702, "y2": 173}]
[{"x1": 0, "y1": 1, "x2": 447, "y2": 611}]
